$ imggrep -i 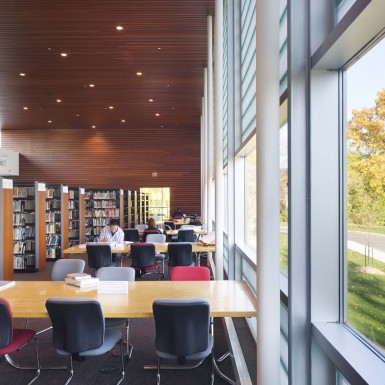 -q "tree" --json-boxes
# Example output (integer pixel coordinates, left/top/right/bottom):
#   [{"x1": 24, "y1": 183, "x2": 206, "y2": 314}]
[{"x1": 347, "y1": 89, "x2": 385, "y2": 226}]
